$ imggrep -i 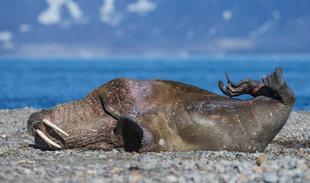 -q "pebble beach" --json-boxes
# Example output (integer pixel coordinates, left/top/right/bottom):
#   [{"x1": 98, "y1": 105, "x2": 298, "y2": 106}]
[{"x1": 0, "y1": 108, "x2": 309, "y2": 183}]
